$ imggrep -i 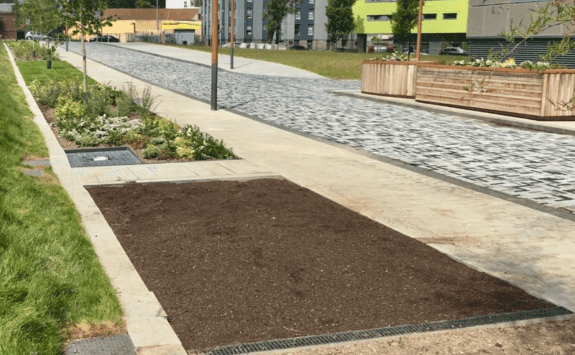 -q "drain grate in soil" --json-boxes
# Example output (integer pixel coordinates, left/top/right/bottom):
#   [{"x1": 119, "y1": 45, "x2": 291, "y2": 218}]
[
  {"x1": 200, "y1": 307, "x2": 573, "y2": 355},
  {"x1": 65, "y1": 147, "x2": 142, "y2": 168}
]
